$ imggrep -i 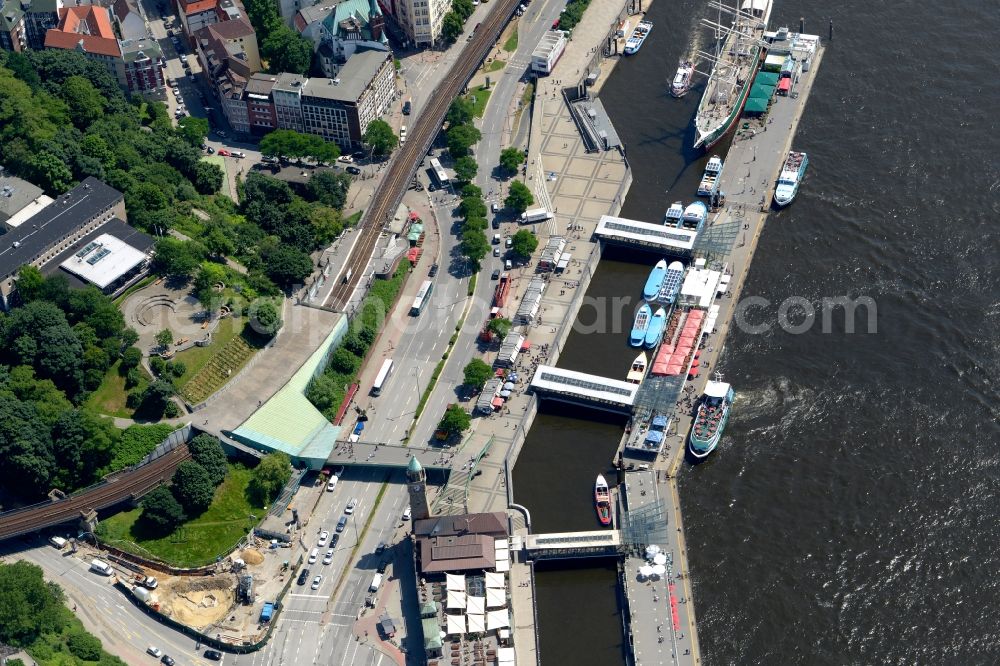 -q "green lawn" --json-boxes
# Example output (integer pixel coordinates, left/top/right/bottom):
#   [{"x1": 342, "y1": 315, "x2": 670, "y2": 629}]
[
  {"x1": 503, "y1": 28, "x2": 518, "y2": 52},
  {"x1": 97, "y1": 464, "x2": 267, "y2": 567},
  {"x1": 85, "y1": 360, "x2": 150, "y2": 418},
  {"x1": 486, "y1": 60, "x2": 506, "y2": 73},
  {"x1": 172, "y1": 316, "x2": 242, "y2": 389},
  {"x1": 466, "y1": 86, "x2": 492, "y2": 118},
  {"x1": 201, "y1": 155, "x2": 229, "y2": 198},
  {"x1": 178, "y1": 319, "x2": 267, "y2": 405}
]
